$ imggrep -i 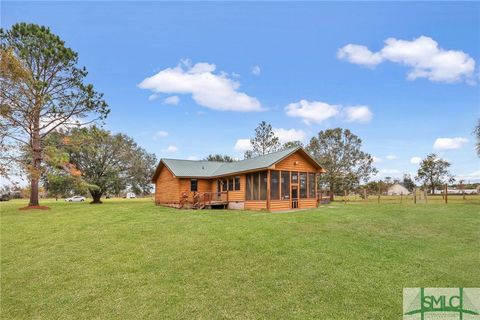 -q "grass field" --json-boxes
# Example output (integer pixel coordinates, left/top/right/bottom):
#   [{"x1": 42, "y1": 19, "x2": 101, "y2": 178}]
[{"x1": 1, "y1": 198, "x2": 479, "y2": 319}]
